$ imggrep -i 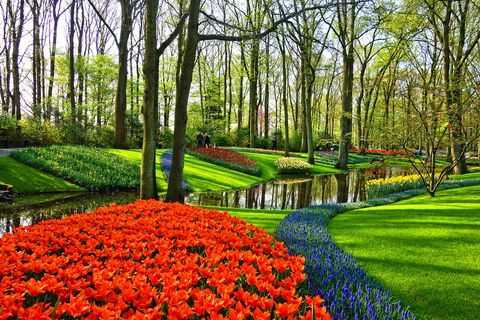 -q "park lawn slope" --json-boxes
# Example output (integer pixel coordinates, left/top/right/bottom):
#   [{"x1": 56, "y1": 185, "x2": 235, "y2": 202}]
[
  {"x1": 327, "y1": 185, "x2": 480, "y2": 320},
  {"x1": 0, "y1": 157, "x2": 85, "y2": 193},
  {"x1": 198, "y1": 205, "x2": 292, "y2": 234},
  {"x1": 183, "y1": 154, "x2": 262, "y2": 191},
  {"x1": 106, "y1": 149, "x2": 168, "y2": 191}
]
